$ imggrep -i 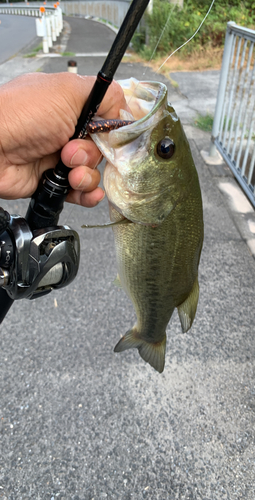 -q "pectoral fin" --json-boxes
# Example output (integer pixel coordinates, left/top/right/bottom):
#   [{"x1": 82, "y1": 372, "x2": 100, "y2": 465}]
[
  {"x1": 81, "y1": 219, "x2": 132, "y2": 229},
  {"x1": 177, "y1": 275, "x2": 199, "y2": 333}
]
